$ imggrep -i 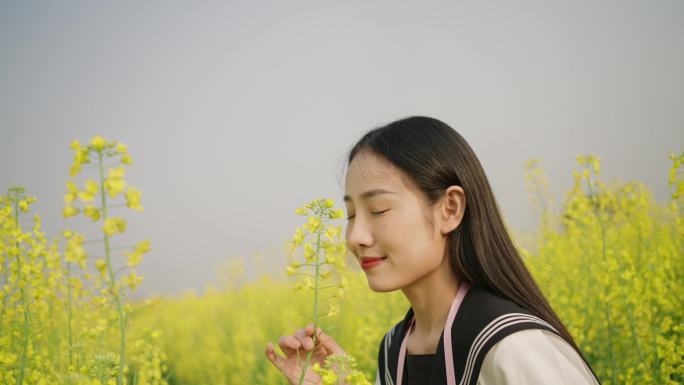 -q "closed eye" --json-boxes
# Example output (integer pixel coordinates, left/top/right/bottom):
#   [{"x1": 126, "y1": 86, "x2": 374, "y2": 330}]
[{"x1": 371, "y1": 209, "x2": 389, "y2": 215}]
